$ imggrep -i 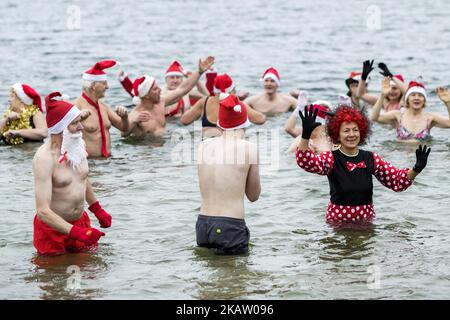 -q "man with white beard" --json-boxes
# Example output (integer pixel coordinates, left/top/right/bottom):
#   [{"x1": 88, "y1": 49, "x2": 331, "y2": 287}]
[{"x1": 32, "y1": 92, "x2": 112, "y2": 255}]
